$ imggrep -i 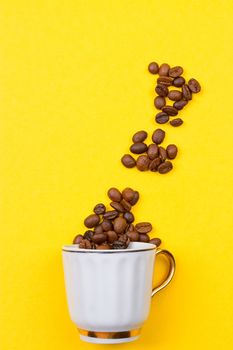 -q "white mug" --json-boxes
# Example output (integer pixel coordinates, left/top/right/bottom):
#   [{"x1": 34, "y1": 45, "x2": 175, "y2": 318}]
[{"x1": 62, "y1": 242, "x2": 175, "y2": 344}]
